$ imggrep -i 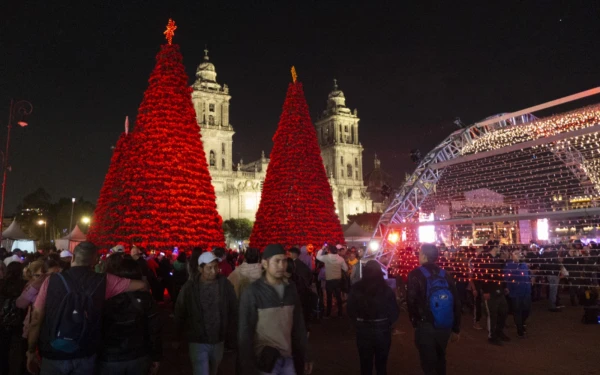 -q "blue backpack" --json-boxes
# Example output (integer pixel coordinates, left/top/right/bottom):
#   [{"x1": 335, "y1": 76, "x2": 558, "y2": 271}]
[{"x1": 419, "y1": 266, "x2": 454, "y2": 329}]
